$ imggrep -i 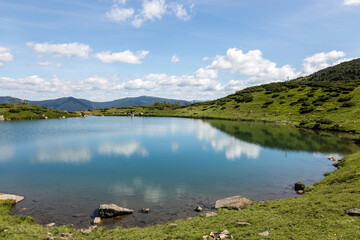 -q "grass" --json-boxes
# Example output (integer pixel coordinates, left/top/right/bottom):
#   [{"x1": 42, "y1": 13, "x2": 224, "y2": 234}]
[
  {"x1": 0, "y1": 103, "x2": 79, "y2": 120},
  {"x1": 1, "y1": 152, "x2": 359, "y2": 239}
]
